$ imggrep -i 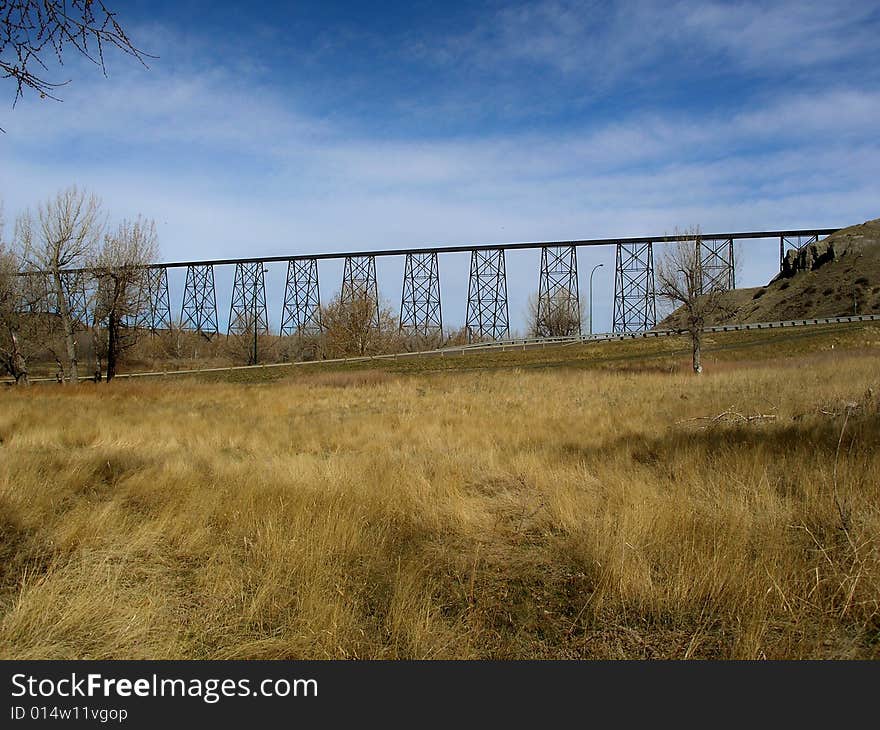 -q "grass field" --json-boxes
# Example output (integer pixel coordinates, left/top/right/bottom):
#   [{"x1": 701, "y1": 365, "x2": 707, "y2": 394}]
[{"x1": 1, "y1": 331, "x2": 878, "y2": 659}]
